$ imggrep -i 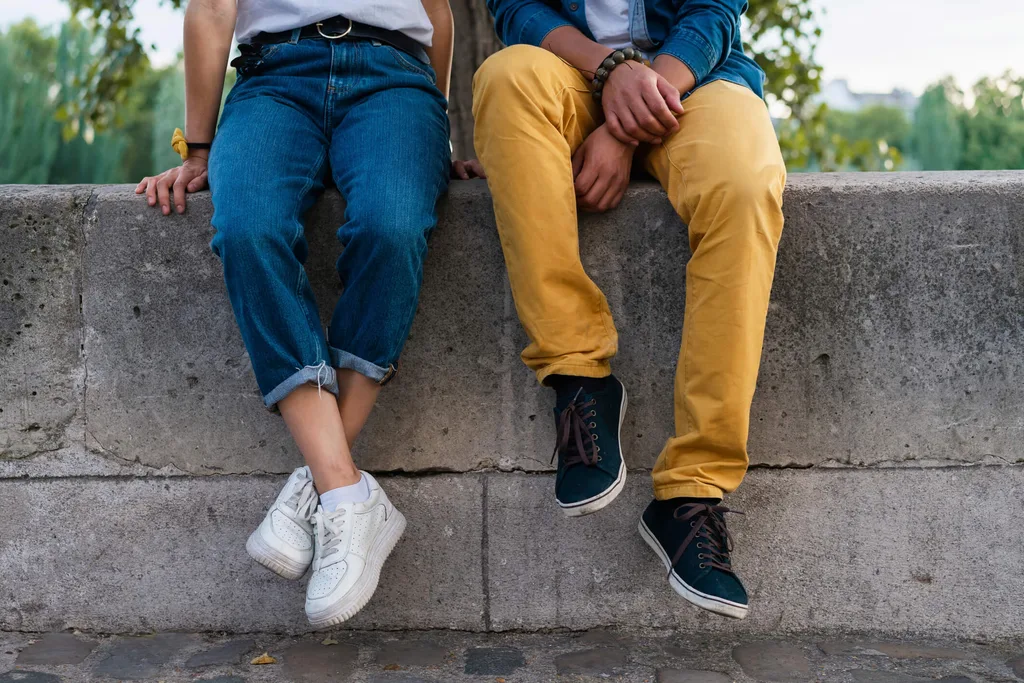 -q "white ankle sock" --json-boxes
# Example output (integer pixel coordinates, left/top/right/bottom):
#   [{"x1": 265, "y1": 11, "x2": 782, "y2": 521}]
[{"x1": 319, "y1": 473, "x2": 371, "y2": 511}]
